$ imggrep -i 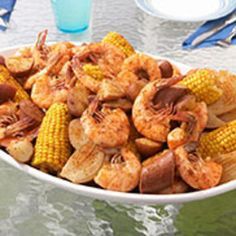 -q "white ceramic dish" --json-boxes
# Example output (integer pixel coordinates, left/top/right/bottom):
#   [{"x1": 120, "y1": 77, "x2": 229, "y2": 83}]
[
  {"x1": 135, "y1": 0, "x2": 236, "y2": 22},
  {"x1": 0, "y1": 44, "x2": 236, "y2": 205}
]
